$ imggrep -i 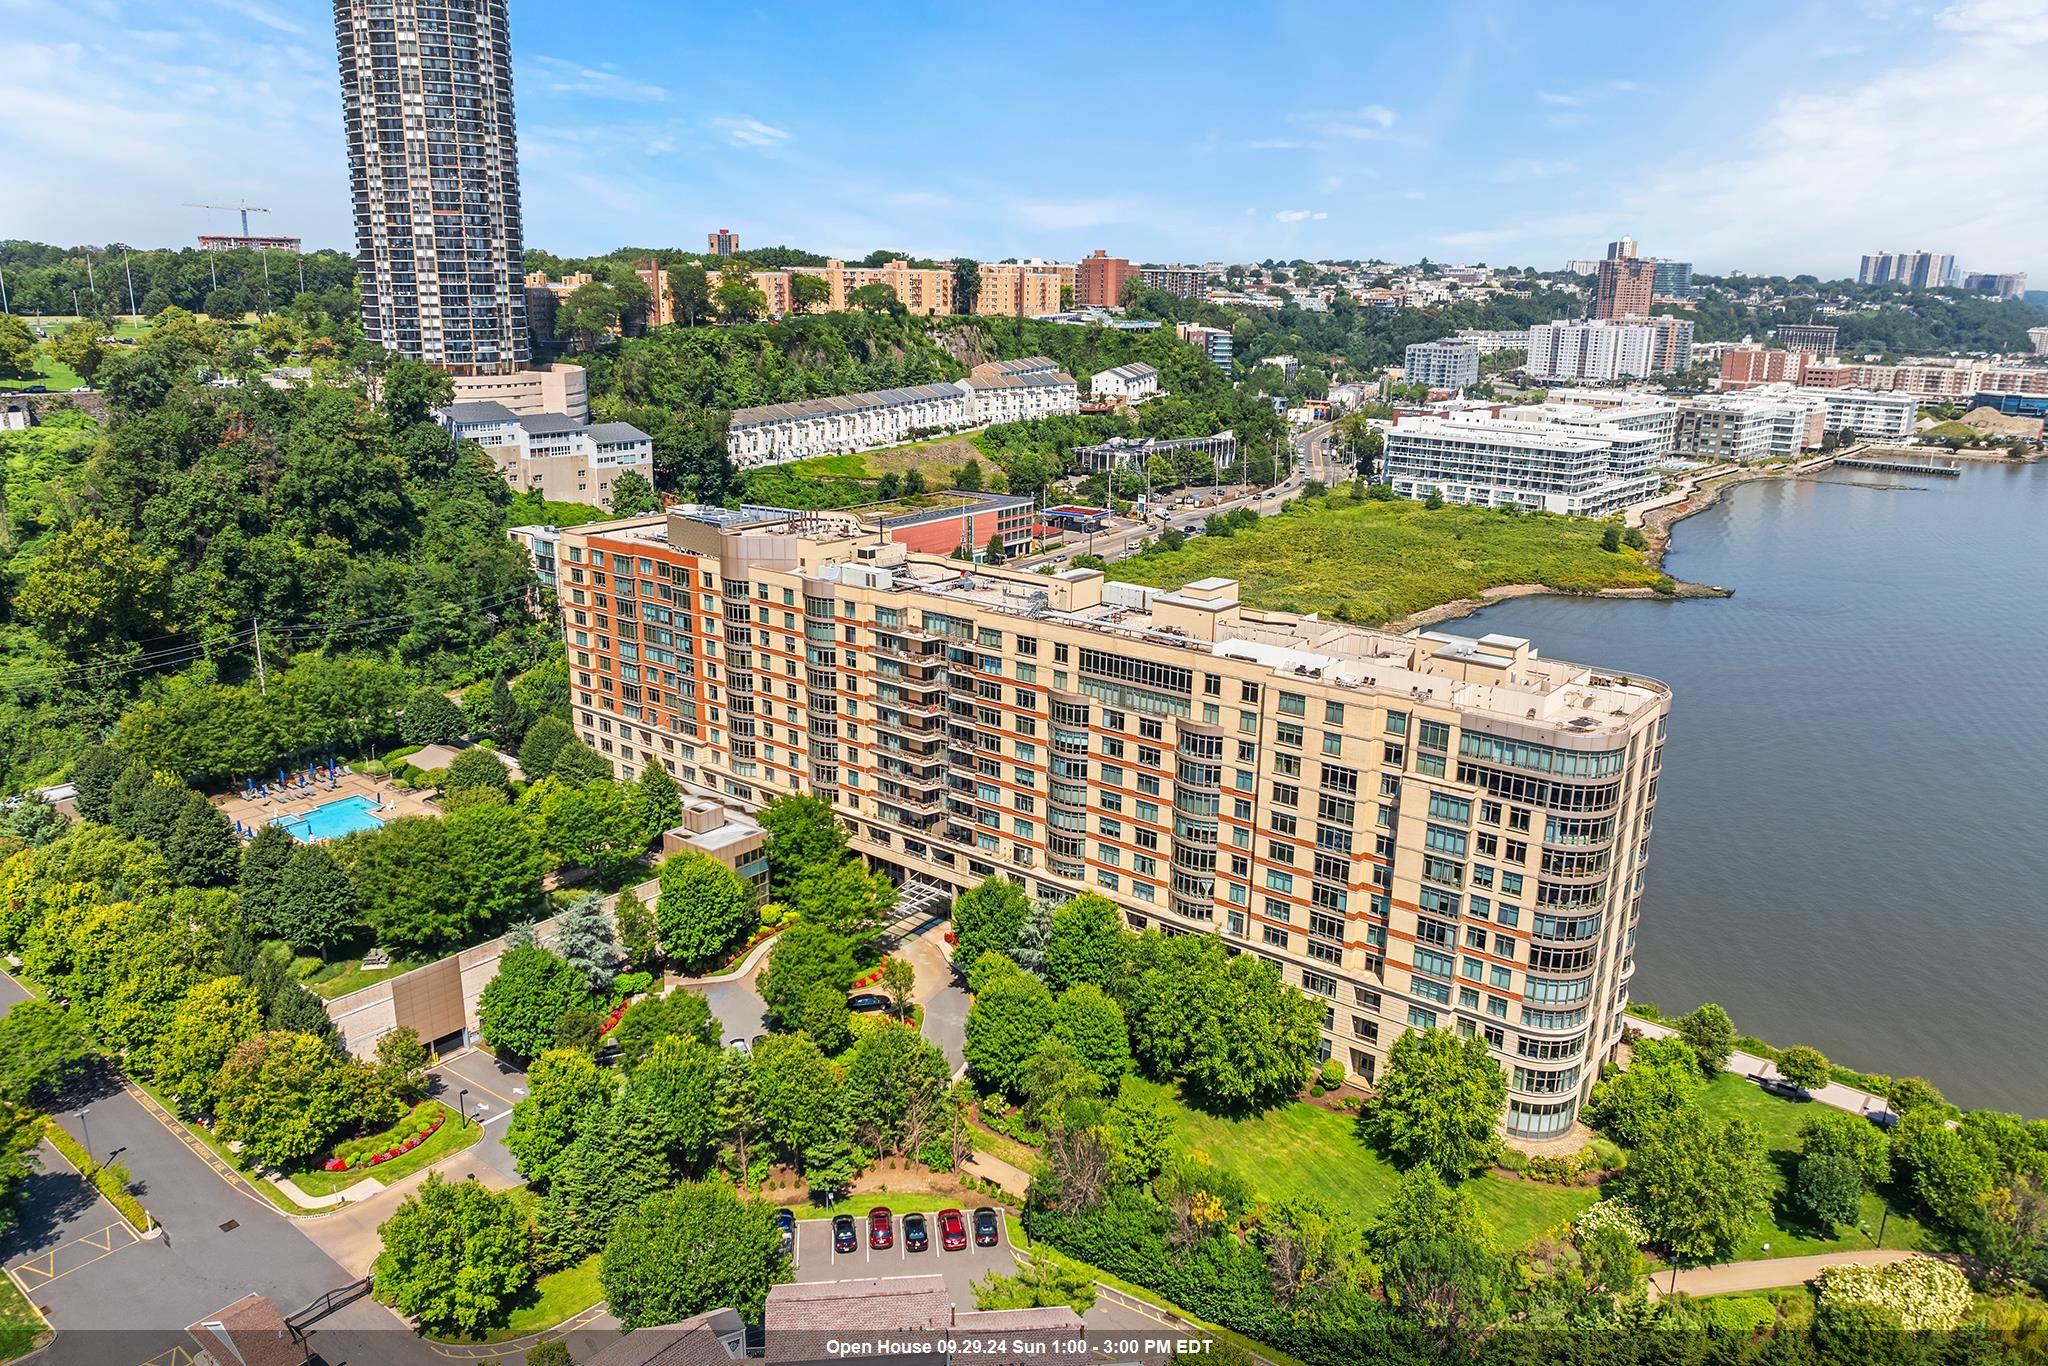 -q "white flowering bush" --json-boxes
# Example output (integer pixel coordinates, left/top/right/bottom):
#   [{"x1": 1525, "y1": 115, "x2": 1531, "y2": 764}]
[
  {"x1": 1817, "y1": 1259, "x2": 1970, "y2": 1332},
  {"x1": 1574, "y1": 1196, "x2": 1649, "y2": 1247}
]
